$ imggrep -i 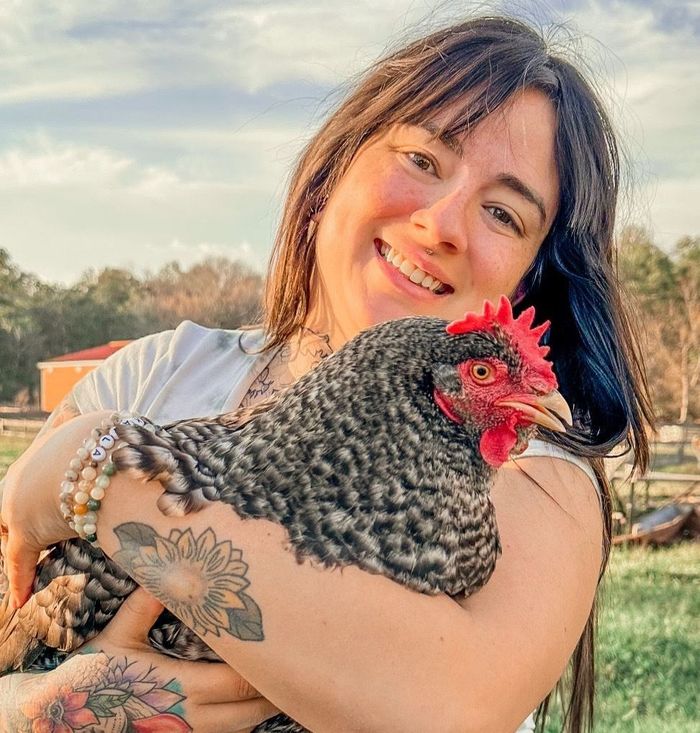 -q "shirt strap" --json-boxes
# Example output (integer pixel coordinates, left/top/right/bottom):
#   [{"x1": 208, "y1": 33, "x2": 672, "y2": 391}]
[{"x1": 516, "y1": 439, "x2": 600, "y2": 496}]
